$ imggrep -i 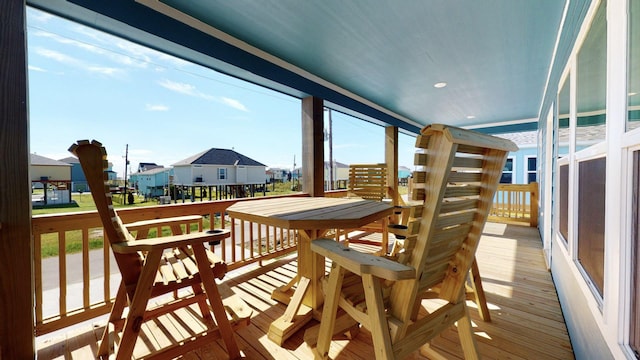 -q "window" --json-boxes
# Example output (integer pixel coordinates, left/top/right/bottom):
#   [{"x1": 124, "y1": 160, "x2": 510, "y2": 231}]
[
  {"x1": 526, "y1": 157, "x2": 537, "y2": 183},
  {"x1": 630, "y1": 0, "x2": 640, "y2": 132},
  {"x1": 576, "y1": 0, "x2": 607, "y2": 146},
  {"x1": 577, "y1": 157, "x2": 606, "y2": 297},
  {"x1": 558, "y1": 77, "x2": 571, "y2": 156},
  {"x1": 500, "y1": 158, "x2": 514, "y2": 184},
  {"x1": 631, "y1": 151, "x2": 640, "y2": 354},
  {"x1": 559, "y1": 164, "x2": 569, "y2": 243},
  {"x1": 218, "y1": 168, "x2": 227, "y2": 180}
]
